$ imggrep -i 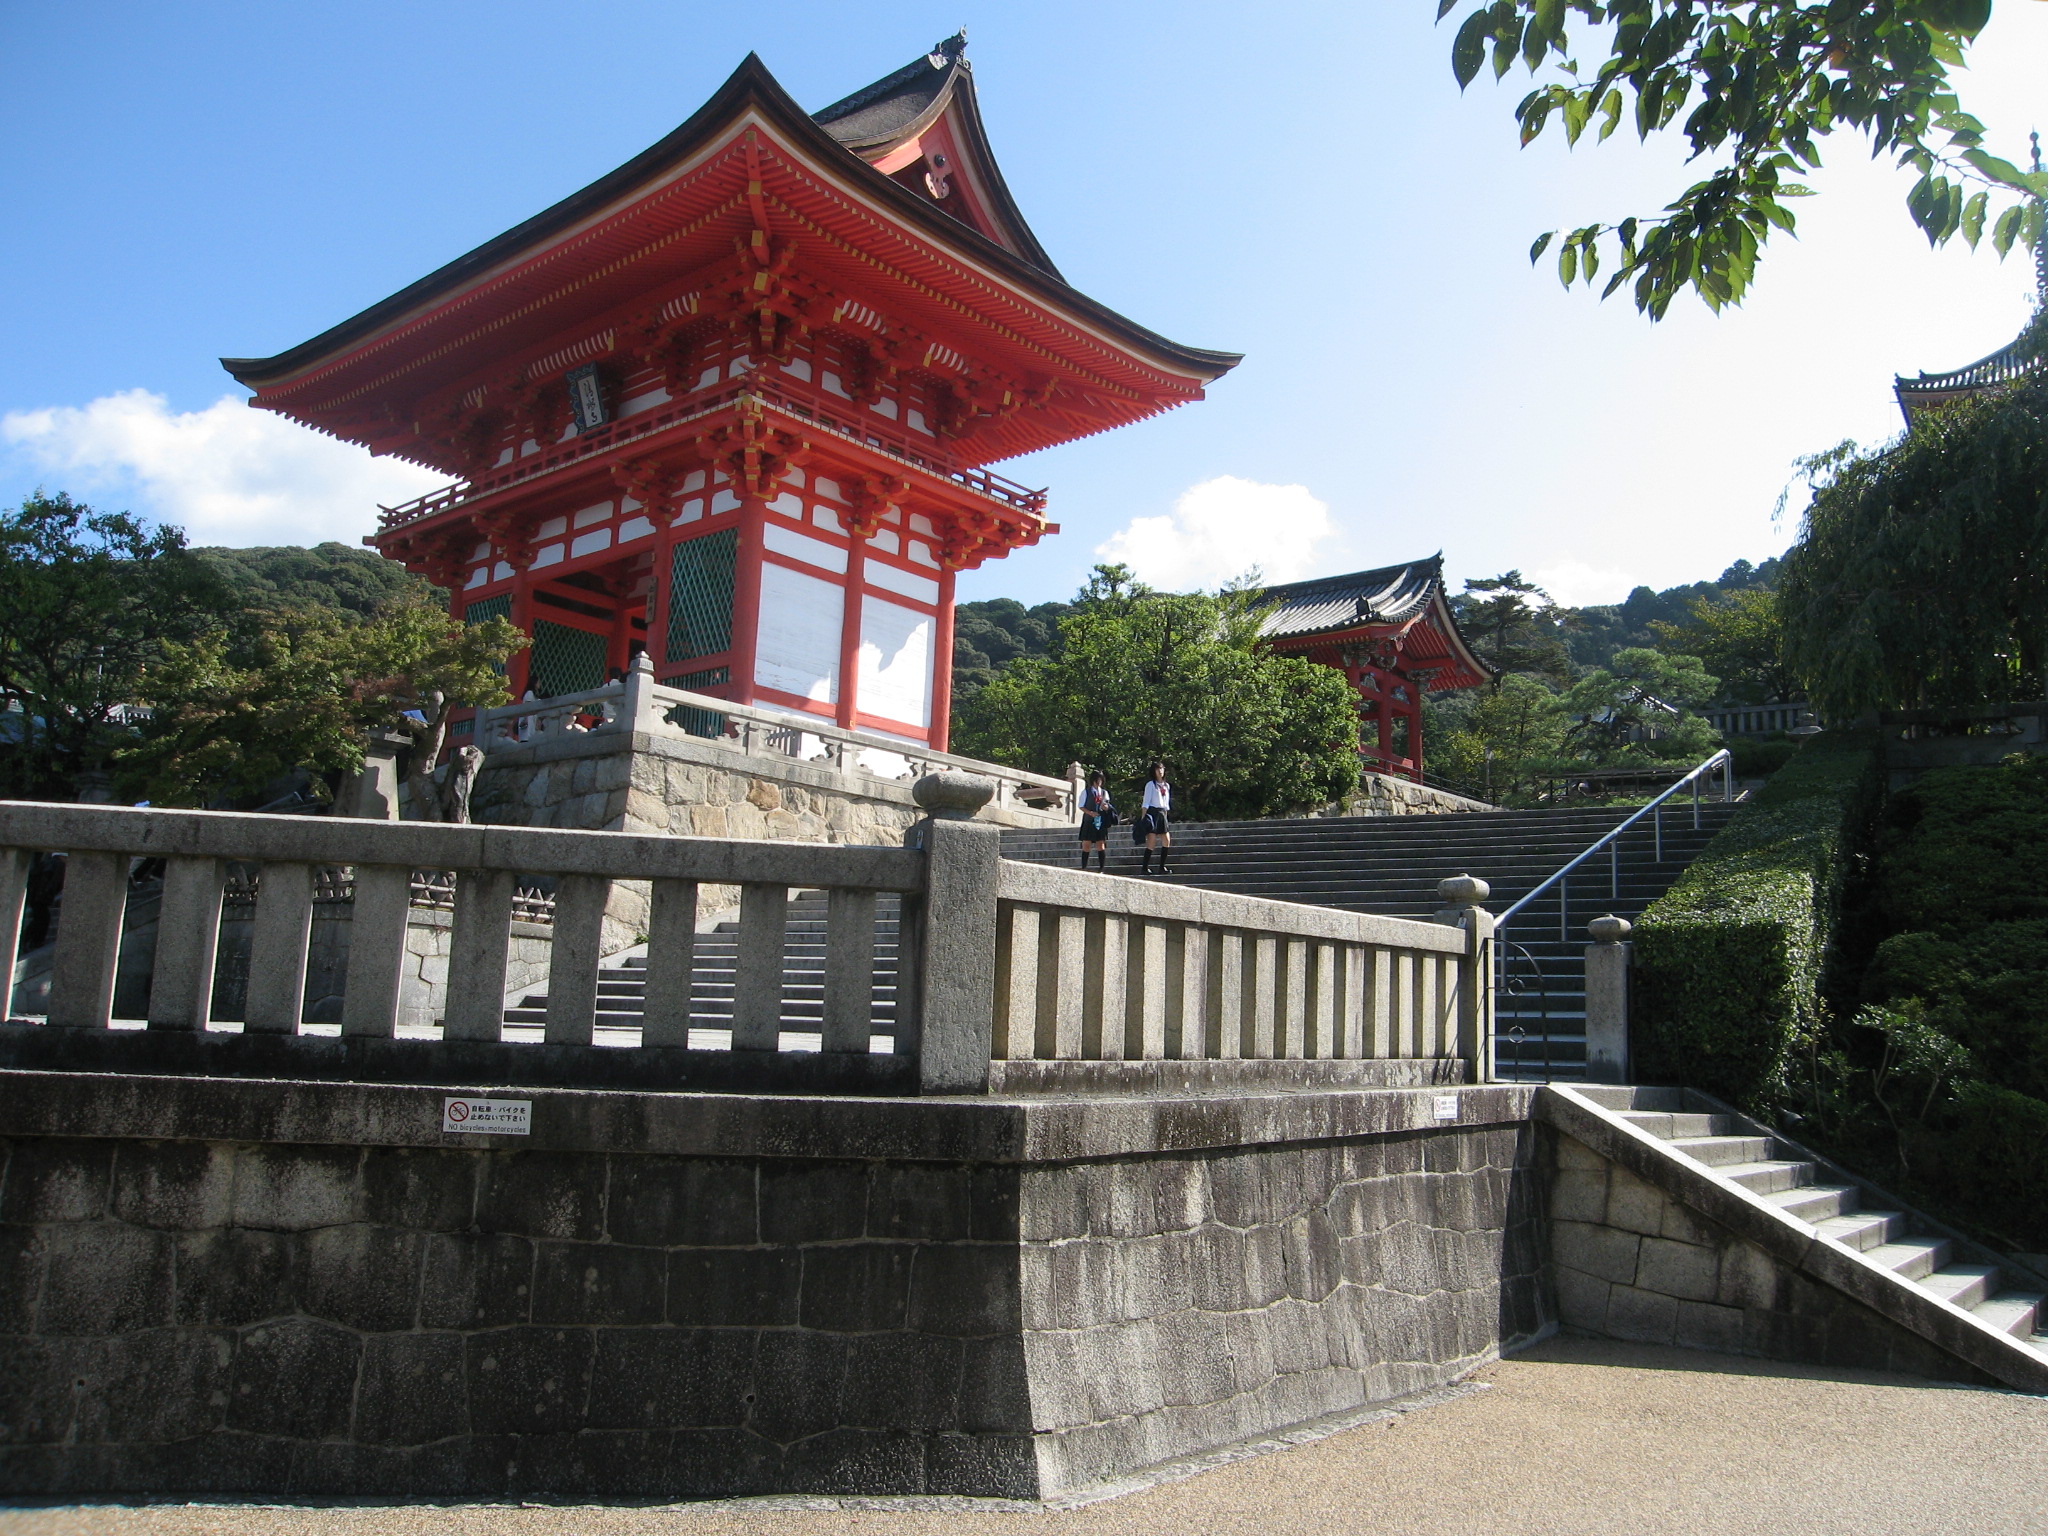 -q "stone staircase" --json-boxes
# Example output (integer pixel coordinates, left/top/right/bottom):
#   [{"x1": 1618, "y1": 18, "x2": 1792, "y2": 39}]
[
  {"x1": 1000, "y1": 802, "x2": 1741, "y2": 1079},
  {"x1": 1558, "y1": 1085, "x2": 2048, "y2": 1387},
  {"x1": 503, "y1": 890, "x2": 903, "y2": 1049}
]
